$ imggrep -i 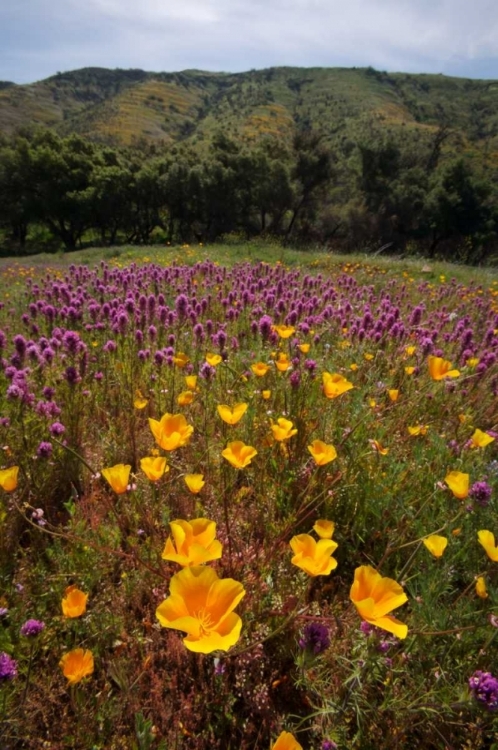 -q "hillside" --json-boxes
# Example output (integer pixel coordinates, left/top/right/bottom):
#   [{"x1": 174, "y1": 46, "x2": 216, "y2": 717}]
[
  {"x1": 1, "y1": 66, "x2": 498, "y2": 263},
  {"x1": 1, "y1": 65, "x2": 498, "y2": 160}
]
